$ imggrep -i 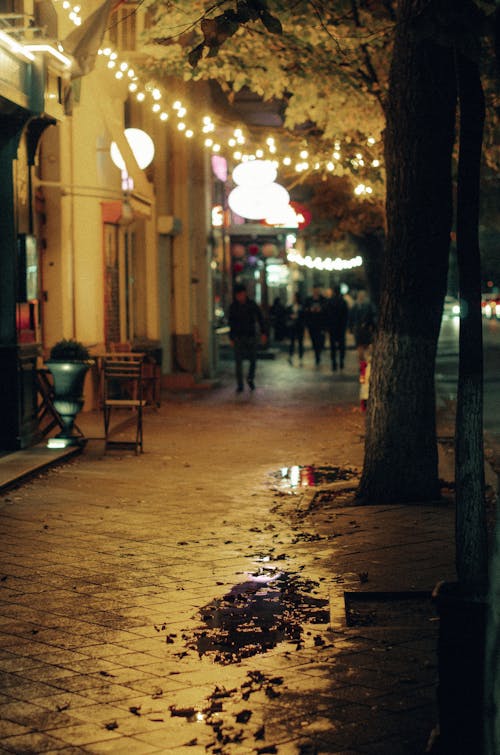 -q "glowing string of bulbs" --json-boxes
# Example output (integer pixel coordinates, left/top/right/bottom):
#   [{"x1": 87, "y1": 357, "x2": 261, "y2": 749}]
[
  {"x1": 51, "y1": 1, "x2": 381, "y2": 196},
  {"x1": 287, "y1": 250, "x2": 363, "y2": 271},
  {"x1": 97, "y1": 45, "x2": 380, "y2": 196},
  {"x1": 52, "y1": 0, "x2": 82, "y2": 26}
]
